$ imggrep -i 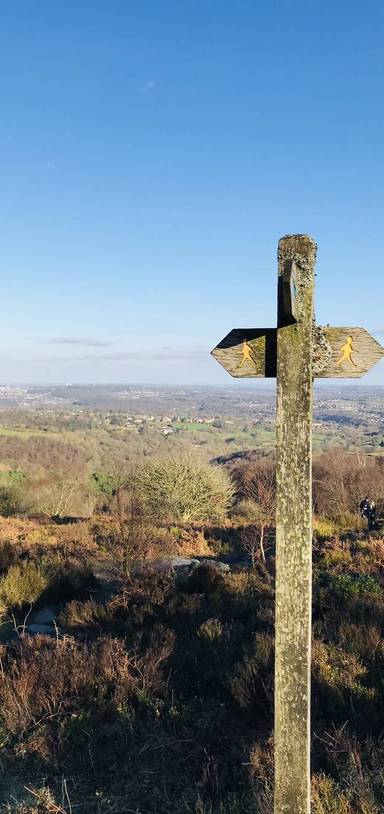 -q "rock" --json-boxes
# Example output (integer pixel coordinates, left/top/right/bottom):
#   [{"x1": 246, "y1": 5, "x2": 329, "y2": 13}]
[
  {"x1": 132, "y1": 557, "x2": 200, "y2": 577},
  {"x1": 198, "y1": 560, "x2": 230, "y2": 573},
  {"x1": 168, "y1": 557, "x2": 200, "y2": 570},
  {"x1": 135, "y1": 558, "x2": 230, "y2": 576}
]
